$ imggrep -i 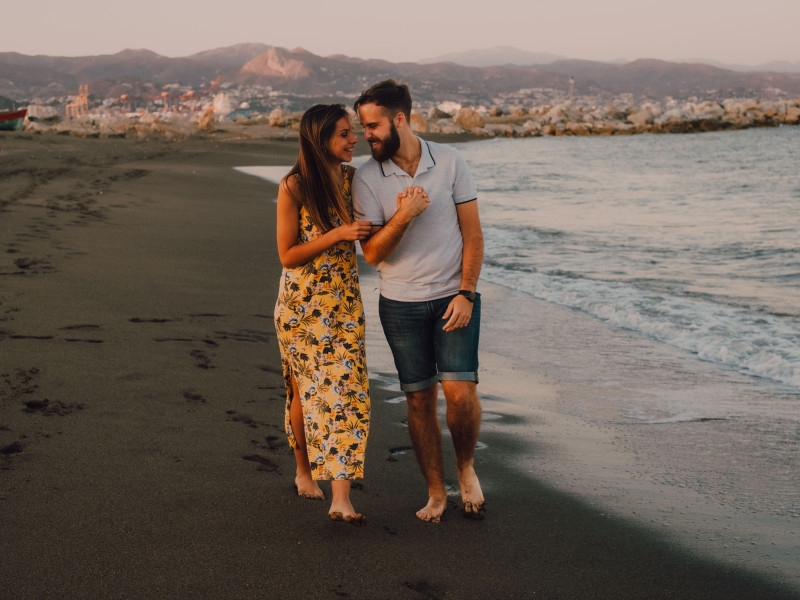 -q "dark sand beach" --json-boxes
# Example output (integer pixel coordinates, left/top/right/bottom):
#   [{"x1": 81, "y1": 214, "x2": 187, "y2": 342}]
[{"x1": 2, "y1": 130, "x2": 798, "y2": 599}]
